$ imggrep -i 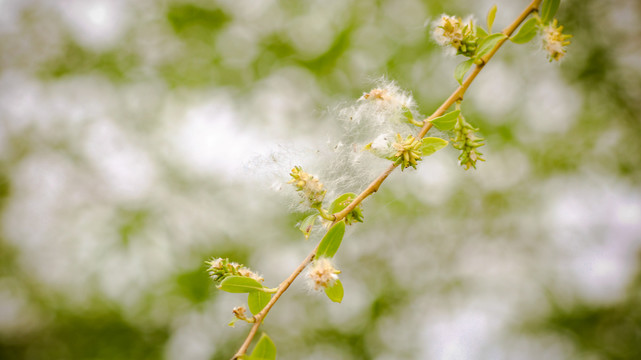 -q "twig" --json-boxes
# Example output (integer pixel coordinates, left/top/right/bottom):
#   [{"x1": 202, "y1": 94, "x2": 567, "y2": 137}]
[{"x1": 232, "y1": 1, "x2": 542, "y2": 358}]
